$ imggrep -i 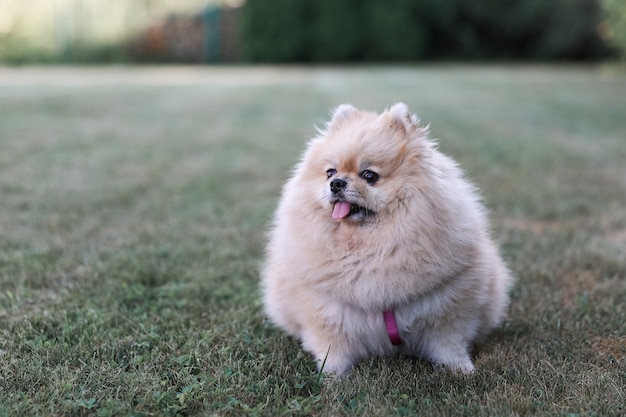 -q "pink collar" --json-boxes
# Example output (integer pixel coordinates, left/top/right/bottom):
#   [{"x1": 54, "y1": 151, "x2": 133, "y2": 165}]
[{"x1": 383, "y1": 310, "x2": 402, "y2": 345}]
